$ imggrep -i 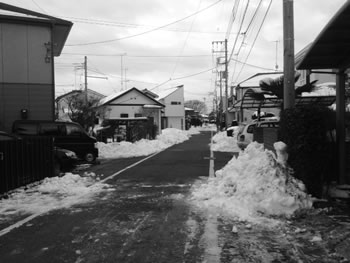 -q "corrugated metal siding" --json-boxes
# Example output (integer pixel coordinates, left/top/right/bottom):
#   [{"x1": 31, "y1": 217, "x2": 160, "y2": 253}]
[
  {"x1": 0, "y1": 22, "x2": 54, "y2": 132},
  {"x1": 1, "y1": 23, "x2": 28, "y2": 82},
  {"x1": 1, "y1": 84, "x2": 53, "y2": 132}
]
